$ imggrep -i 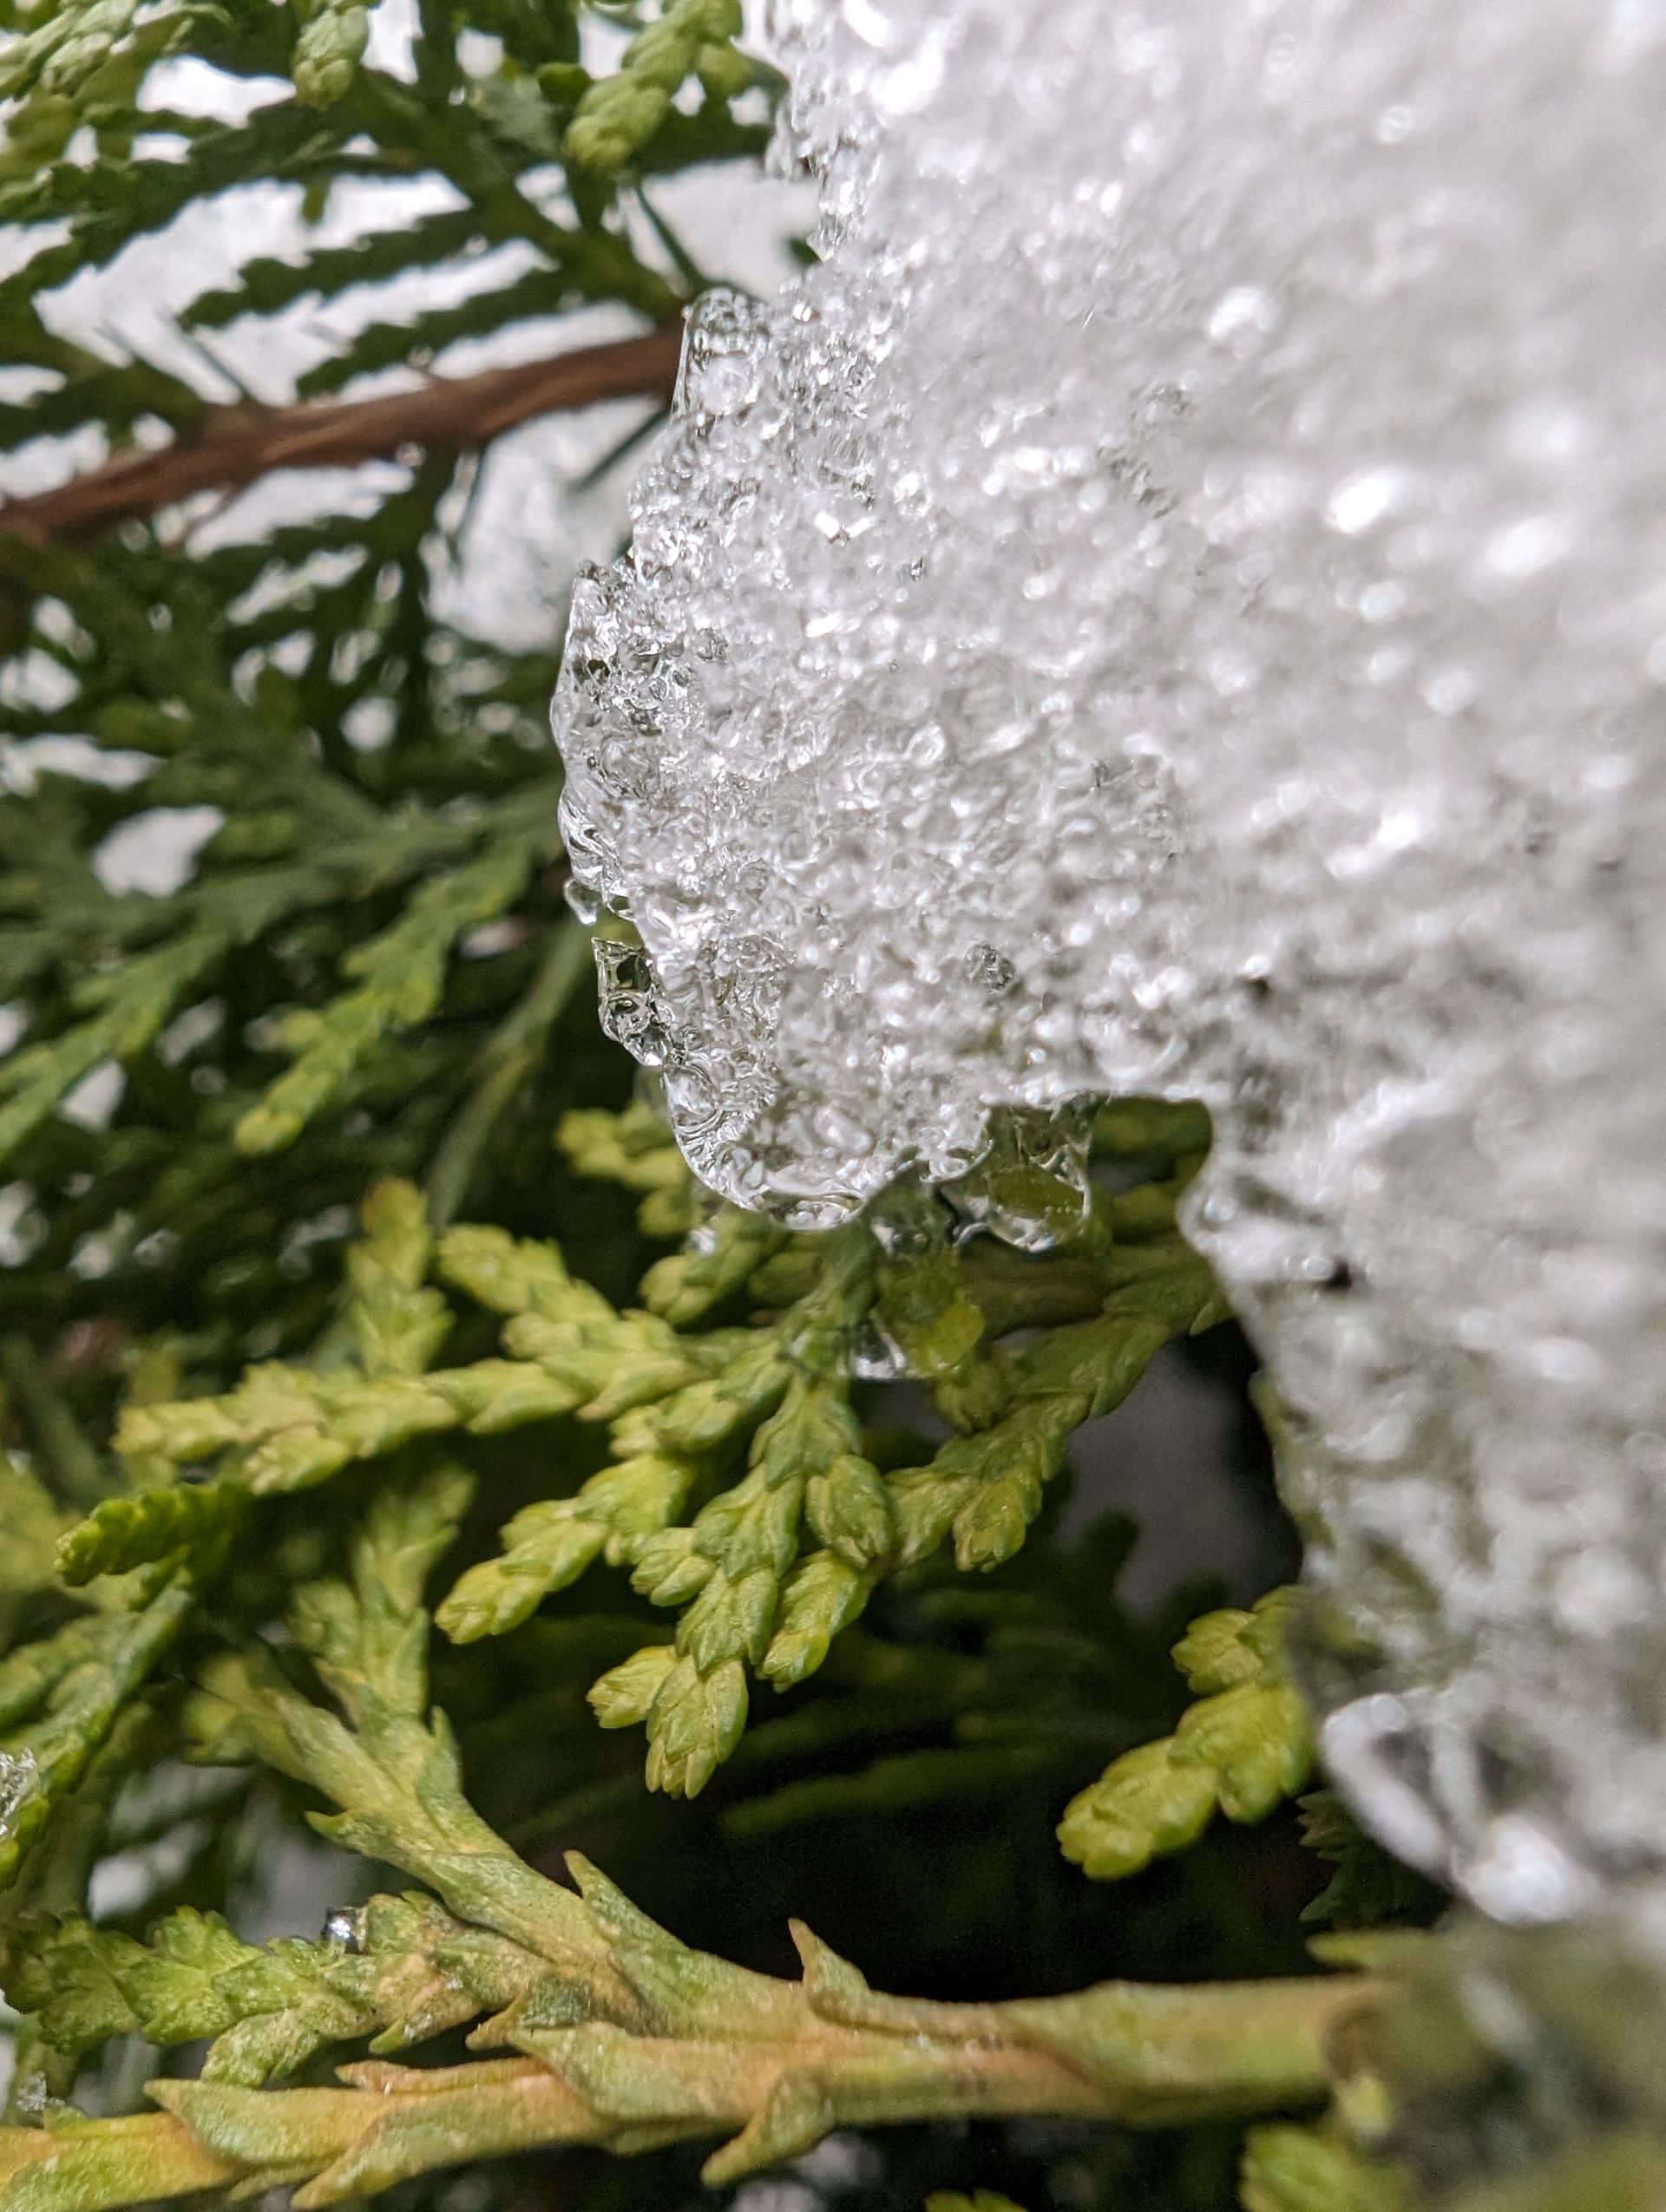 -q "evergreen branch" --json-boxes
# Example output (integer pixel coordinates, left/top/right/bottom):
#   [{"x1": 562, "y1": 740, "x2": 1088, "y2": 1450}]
[
  {"x1": 0, "y1": 329, "x2": 682, "y2": 546},
  {"x1": 292, "y1": 0, "x2": 370, "y2": 106},
  {"x1": 1057, "y1": 1590, "x2": 1315, "y2": 1880},
  {"x1": 335, "y1": 71, "x2": 683, "y2": 325},
  {"x1": 56, "y1": 1481, "x2": 245, "y2": 1589},
  {"x1": 427, "y1": 918, "x2": 596, "y2": 1227},
  {"x1": 0, "y1": 929, "x2": 230, "y2": 1173},
  {"x1": 110, "y1": 1188, "x2": 725, "y2": 1500},
  {"x1": 564, "y1": 0, "x2": 751, "y2": 173},
  {"x1": 891, "y1": 1256, "x2": 1222, "y2": 1576},
  {"x1": 584, "y1": 1215, "x2": 1217, "y2": 1793},
  {"x1": 558, "y1": 1100, "x2": 702, "y2": 1243},
  {"x1": 0, "y1": 1458, "x2": 73, "y2": 1600},
  {"x1": 642, "y1": 1201, "x2": 786, "y2": 1317},
  {"x1": 3, "y1": 1471, "x2": 1379, "y2": 2204},
  {"x1": 234, "y1": 828, "x2": 552, "y2": 1156},
  {"x1": 347, "y1": 1176, "x2": 453, "y2": 1379},
  {"x1": 0, "y1": 0, "x2": 214, "y2": 117},
  {"x1": 0, "y1": 1340, "x2": 115, "y2": 1511},
  {"x1": 0, "y1": 4, "x2": 1466, "y2": 2196},
  {"x1": 180, "y1": 206, "x2": 488, "y2": 332},
  {"x1": 112, "y1": 1142, "x2": 1227, "y2": 1796},
  {"x1": 180, "y1": 1461, "x2": 635, "y2": 1995},
  {"x1": 0, "y1": 1577, "x2": 194, "y2": 1892},
  {"x1": 7, "y1": 1893, "x2": 544, "y2": 2084},
  {"x1": 3, "y1": 1250, "x2": 1394, "y2": 2212},
  {"x1": 0, "y1": 1699, "x2": 171, "y2": 2120},
  {"x1": 553, "y1": 1235, "x2": 878, "y2": 1795},
  {"x1": 0, "y1": 1920, "x2": 1375, "y2": 2211},
  {"x1": 1296, "y1": 1792, "x2": 1446, "y2": 1933},
  {"x1": 0, "y1": 764, "x2": 559, "y2": 1180},
  {"x1": 0, "y1": 2107, "x2": 239, "y2": 2212},
  {"x1": 288, "y1": 267, "x2": 580, "y2": 402}
]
